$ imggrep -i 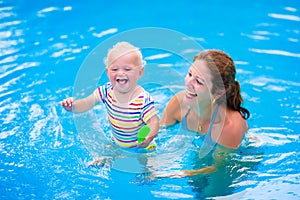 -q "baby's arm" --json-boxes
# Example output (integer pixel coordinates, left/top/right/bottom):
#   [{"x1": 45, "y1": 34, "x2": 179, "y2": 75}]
[
  {"x1": 60, "y1": 93, "x2": 98, "y2": 113},
  {"x1": 138, "y1": 115, "x2": 159, "y2": 148}
]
